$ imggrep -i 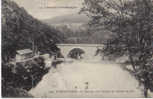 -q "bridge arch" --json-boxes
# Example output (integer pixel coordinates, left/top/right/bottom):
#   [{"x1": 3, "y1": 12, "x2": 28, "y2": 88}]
[
  {"x1": 57, "y1": 44, "x2": 104, "y2": 58},
  {"x1": 67, "y1": 47, "x2": 85, "y2": 59}
]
